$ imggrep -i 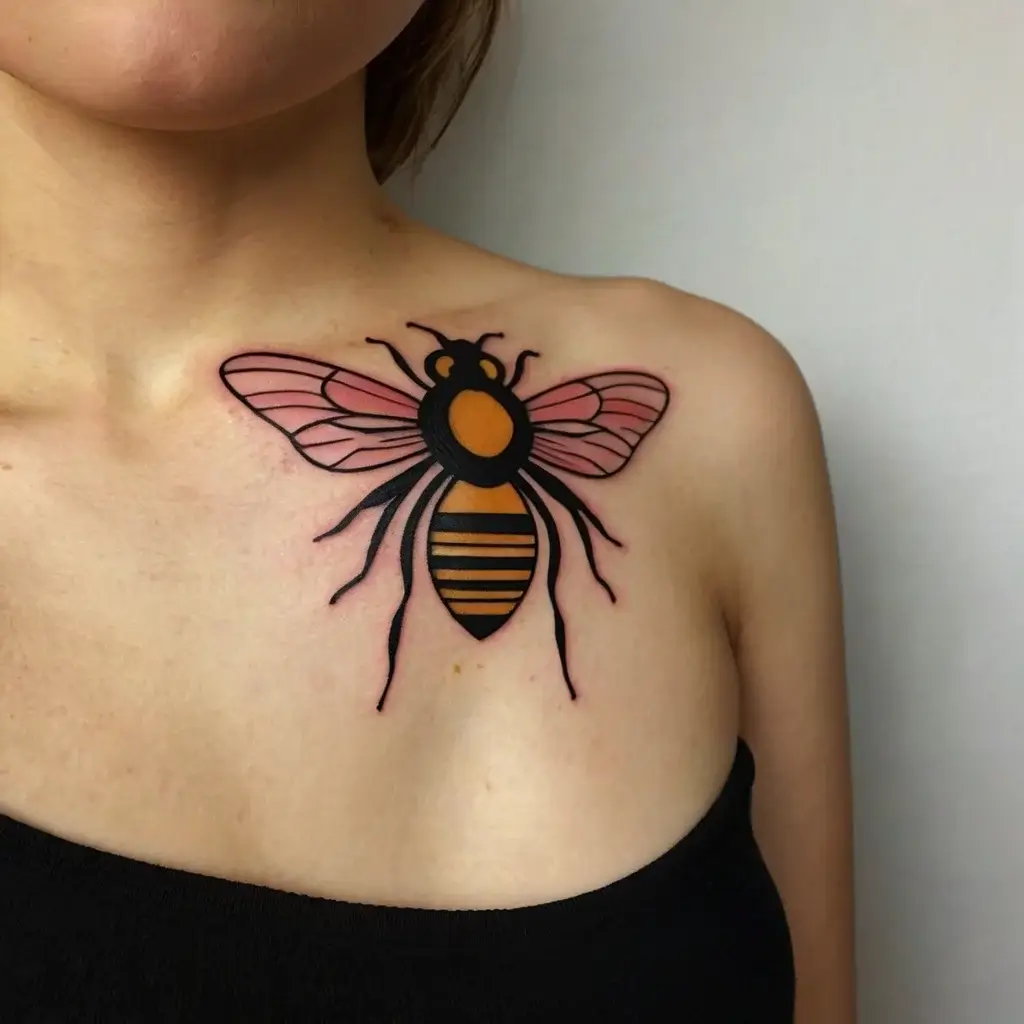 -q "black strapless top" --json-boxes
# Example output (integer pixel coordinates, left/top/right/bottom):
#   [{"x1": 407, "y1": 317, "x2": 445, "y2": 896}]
[{"x1": 0, "y1": 739, "x2": 794, "y2": 1022}]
